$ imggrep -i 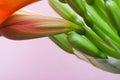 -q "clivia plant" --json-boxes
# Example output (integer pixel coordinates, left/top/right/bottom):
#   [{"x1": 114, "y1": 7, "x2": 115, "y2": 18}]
[{"x1": 0, "y1": 0, "x2": 120, "y2": 73}]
